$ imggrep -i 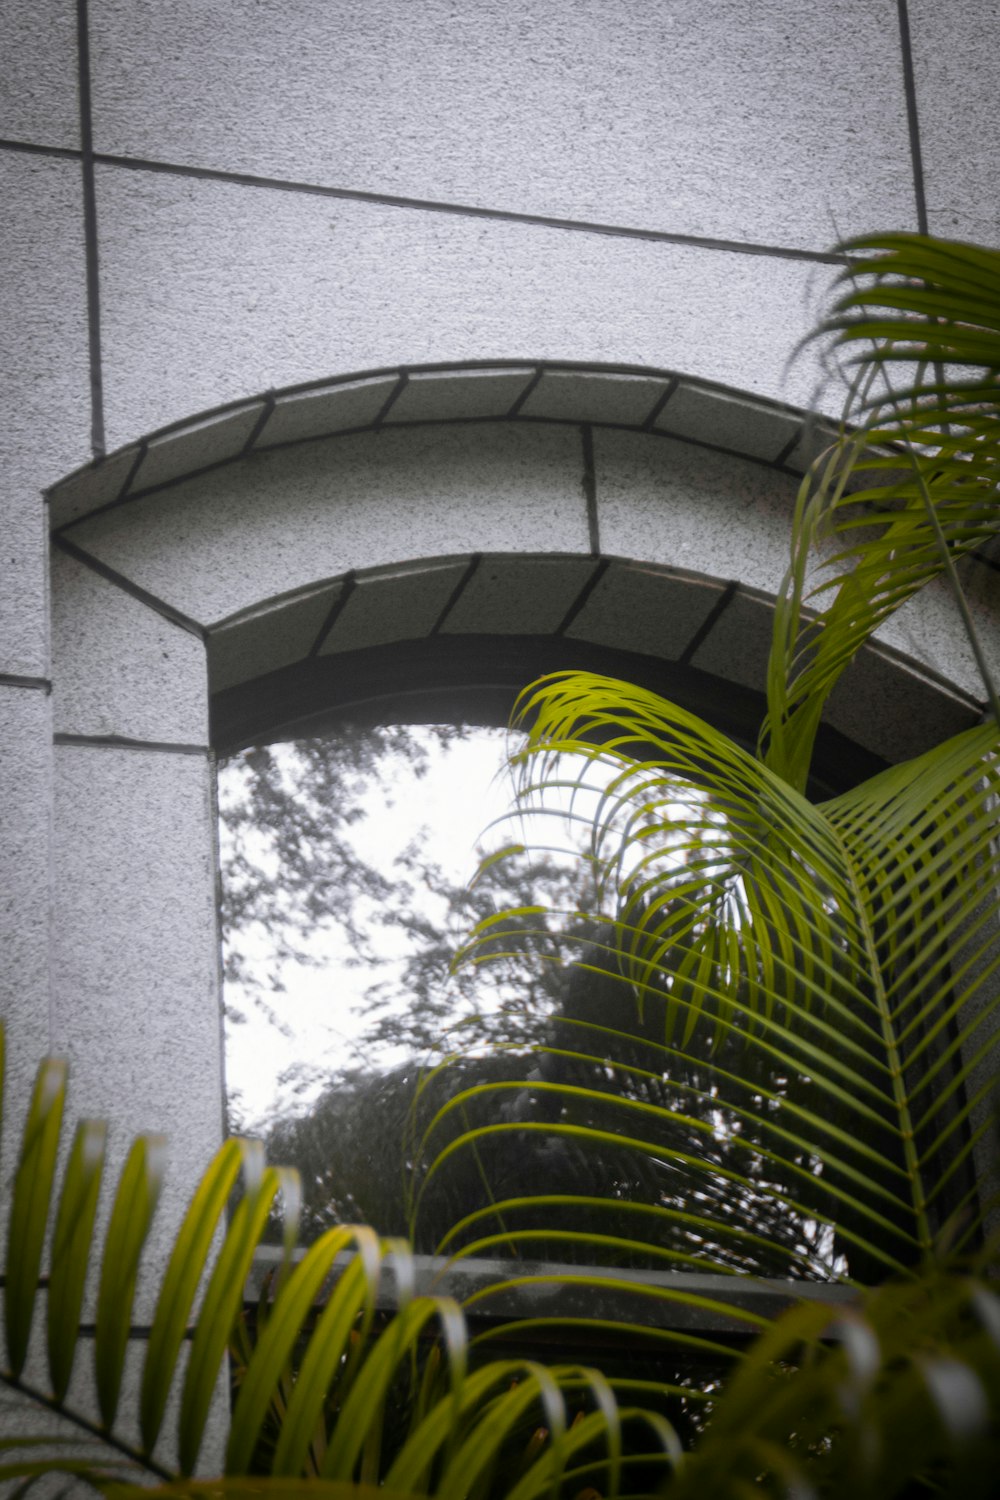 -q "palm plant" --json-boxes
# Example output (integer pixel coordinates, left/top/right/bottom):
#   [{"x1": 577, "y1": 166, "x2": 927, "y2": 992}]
[
  {"x1": 438, "y1": 233, "x2": 1000, "y2": 1289},
  {"x1": 4, "y1": 233, "x2": 1000, "y2": 1496},
  {"x1": 0, "y1": 1031, "x2": 679, "y2": 1495}
]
